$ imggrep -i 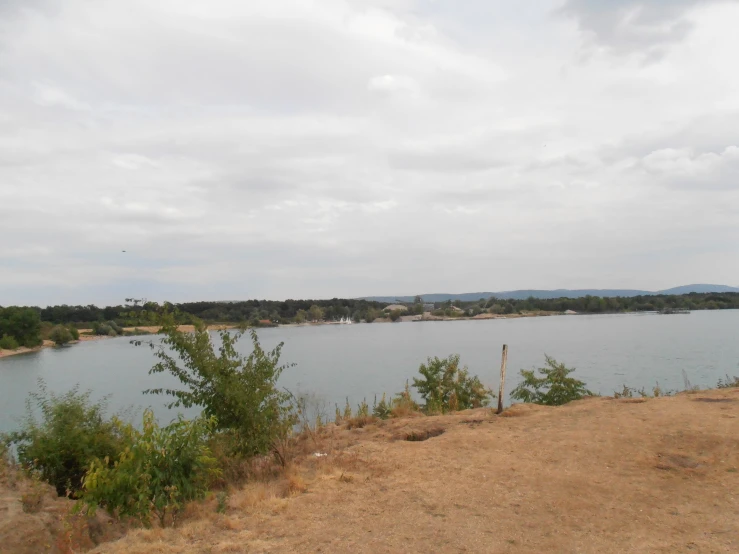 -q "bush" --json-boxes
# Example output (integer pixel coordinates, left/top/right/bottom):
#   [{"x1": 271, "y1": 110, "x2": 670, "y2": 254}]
[
  {"x1": 2, "y1": 382, "x2": 125, "y2": 496},
  {"x1": 372, "y1": 393, "x2": 392, "y2": 419},
  {"x1": 510, "y1": 355, "x2": 593, "y2": 406},
  {"x1": 49, "y1": 325, "x2": 74, "y2": 346},
  {"x1": 388, "y1": 310, "x2": 403, "y2": 322},
  {"x1": 717, "y1": 375, "x2": 739, "y2": 389},
  {"x1": 79, "y1": 410, "x2": 220, "y2": 527},
  {"x1": 412, "y1": 354, "x2": 493, "y2": 413},
  {"x1": 391, "y1": 381, "x2": 420, "y2": 417},
  {"x1": 68, "y1": 326, "x2": 80, "y2": 340},
  {"x1": 0, "y1": 306, "x2": 42, "y2": 347},
  {"x1": 0, "y1": 333, "x2": 19, "y2": 350},
  {"x1": 142, "y1": 315, "x2": 296, "y2": 457},
  {"x1": 91, "y1": 321, "x2": 123, "y2": 337}
]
